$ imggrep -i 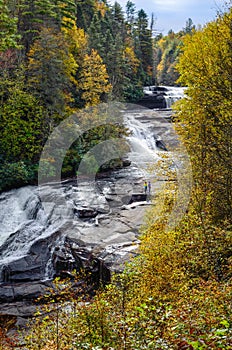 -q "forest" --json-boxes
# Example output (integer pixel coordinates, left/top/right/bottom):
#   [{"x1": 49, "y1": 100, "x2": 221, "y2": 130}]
[
  {"x1": 0, "y1": 0, "x2": 196, "y2": 192},
  {"x1": 0, "y1": 0, "x2": 232, "y2": 349}
]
